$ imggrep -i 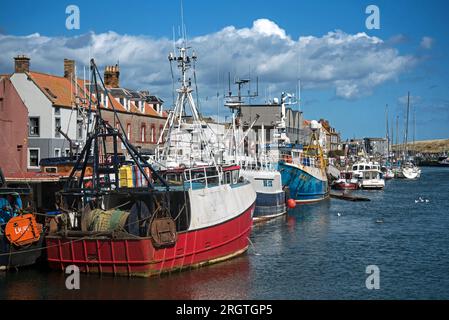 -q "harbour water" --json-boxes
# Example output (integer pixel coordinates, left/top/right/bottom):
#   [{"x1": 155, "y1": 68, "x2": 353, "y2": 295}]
[{"x1": 1, "y1": 167, "x2": 449, "y2": 300}]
